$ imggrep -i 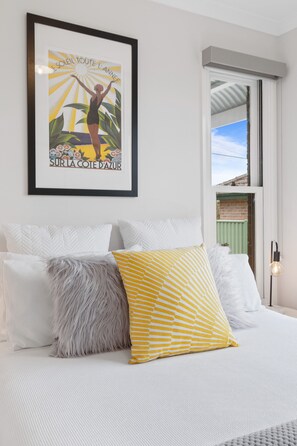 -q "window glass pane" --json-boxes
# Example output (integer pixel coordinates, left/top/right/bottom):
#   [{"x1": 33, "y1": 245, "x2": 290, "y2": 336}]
[
  {"x1": 211, "y1": 80, "x2": 250, "y2": 186},
  {"x1": 216, "y1": 192, "x2": 255, "y2": 271}
]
